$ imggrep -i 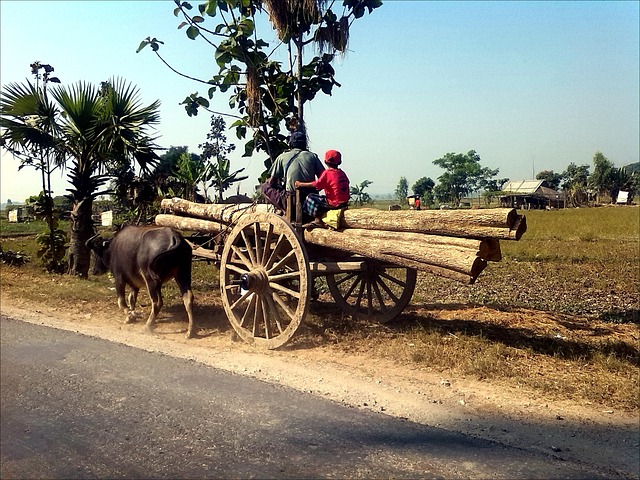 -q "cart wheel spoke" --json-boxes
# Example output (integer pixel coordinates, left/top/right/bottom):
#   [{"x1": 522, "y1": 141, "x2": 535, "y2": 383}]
[
  {"x1": 354, "y1": 275, "x2": 366, "y2": 310},
  {"x1": 265, "y1": 291, "x2": 285, "y2": 334},
  {"x1": 366, "y1": 280, "x2": 373, "y2": 315},
  {"x1": 375, "y1": 275, "x2": 400, "y2": 304},
  {"x1": 225, "y1": 262, "x2": 251, "y2": 277},
  {"x1": 231, "y1": 245, "x2": 253, "y2": 270},
  {"x1": 254, "y1": 223, "x2": 264, "y2": 265},
  {"x1": 261, "y1": 296, "x2": 272, "y2": 339},
  {"x1": 334, "y1": 272, "x2": 358, "y2": 288},
  {"x1": 238, "y1": 294, "x2": 256, "y2": 328},
  {"x1": 372, "y1": 280, "x2": 388, "y2": 313},
  {"x1": 267, "y1": 249, "x2": 297, "y2": 275},
  {"x1": 378, "y1": 269, "x2": 409, "y2": 288},
  {"x1": 269, "y1": 271, "x2": 304, "y2": 282},
  {"x1": 230, "y1": 289, "x2": 252, "y2": 311},
  {"x1": 341, "y1": 273, "x2": 362, "y2": 302},
  {"x1": 269, "y1": 281, "x2": 301, "y2": 299},
  {"x1": 241, "y1": 228, "x2": 257, "y2": 266},
  {"x1": 265, "y1": 233, "x2": 287, "y2": 270},
  {"x1": 261, "y1": 223, "x2": 273, "y2": 265}
]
